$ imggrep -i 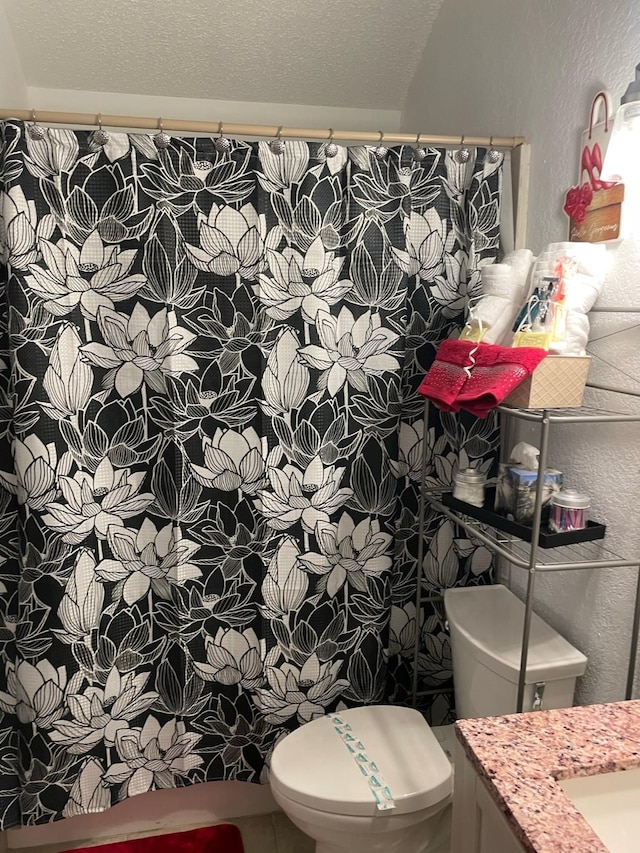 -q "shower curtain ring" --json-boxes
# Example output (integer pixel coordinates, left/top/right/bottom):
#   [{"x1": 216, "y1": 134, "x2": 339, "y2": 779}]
[
  {"x1": 487, "y1": 135, "x2": 501, "y2": 164},
  {"x1": 154, "y1": 116, "x2": 172, "y2": 150},
  {"x1": 270, "y1": 125, "x2": 286, "y2": 155},
  {"x1": 456, "y1": 134, "x2": 471, "y2": 163},
  {"x1": 374, "y1": 130, "x2": 388, "y2": 160},
  {"x1": 215, "y1": 120, "x2": 231, "y2": 153},
  {"x1": 325, "y1": 127, "x2": 338, "y2": 159},
  {"x1": 27, "y1": 109, "x2": 46, "y2": 141},
  {"x1": 413, "y1": 131, "x2": 427, "y2": 162},
  {"x1": 94, "y1": 113, "x2": 110, "y2": 147}
]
